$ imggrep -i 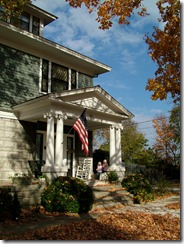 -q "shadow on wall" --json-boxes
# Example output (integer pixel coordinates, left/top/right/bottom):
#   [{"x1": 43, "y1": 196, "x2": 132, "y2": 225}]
[{"x1": 0, "y1": 43, "x2": 40, "y2": 110}]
